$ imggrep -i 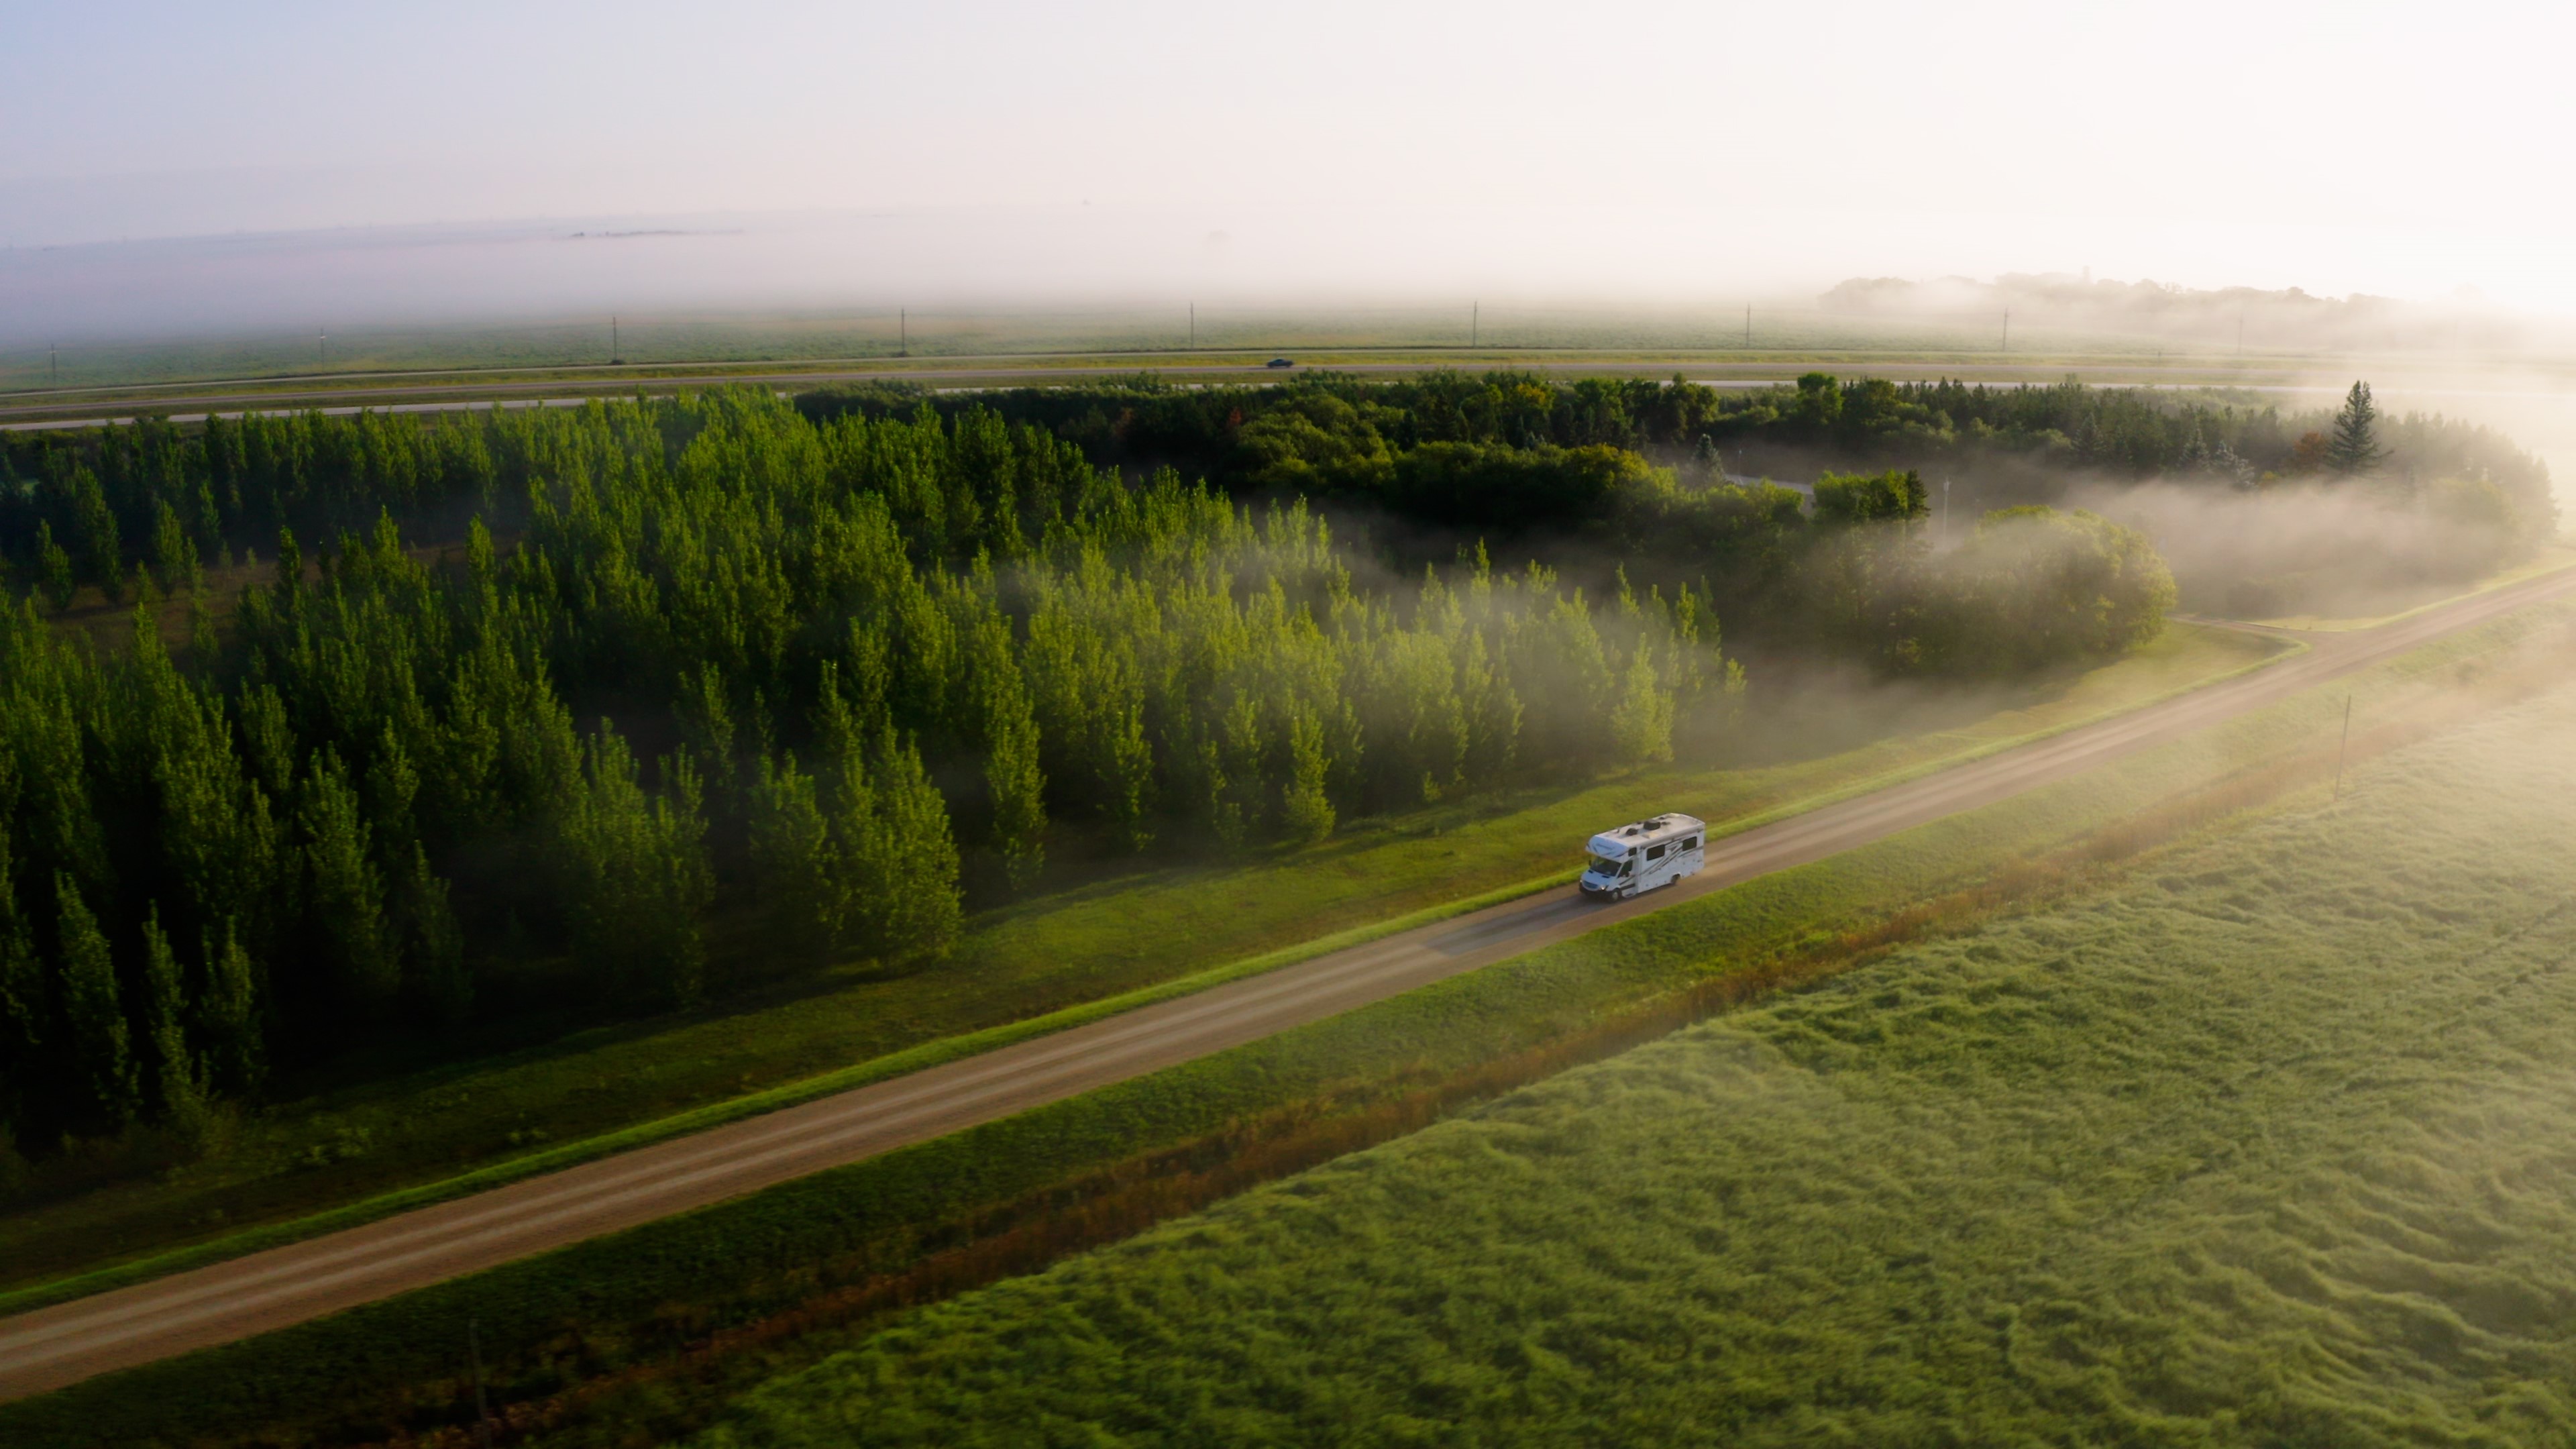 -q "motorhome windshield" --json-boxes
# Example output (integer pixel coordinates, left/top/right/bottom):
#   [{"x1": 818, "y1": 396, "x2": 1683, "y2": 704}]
[{"x1": 1590, "y1": 853, "x2": 1627, "y2": 876}]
